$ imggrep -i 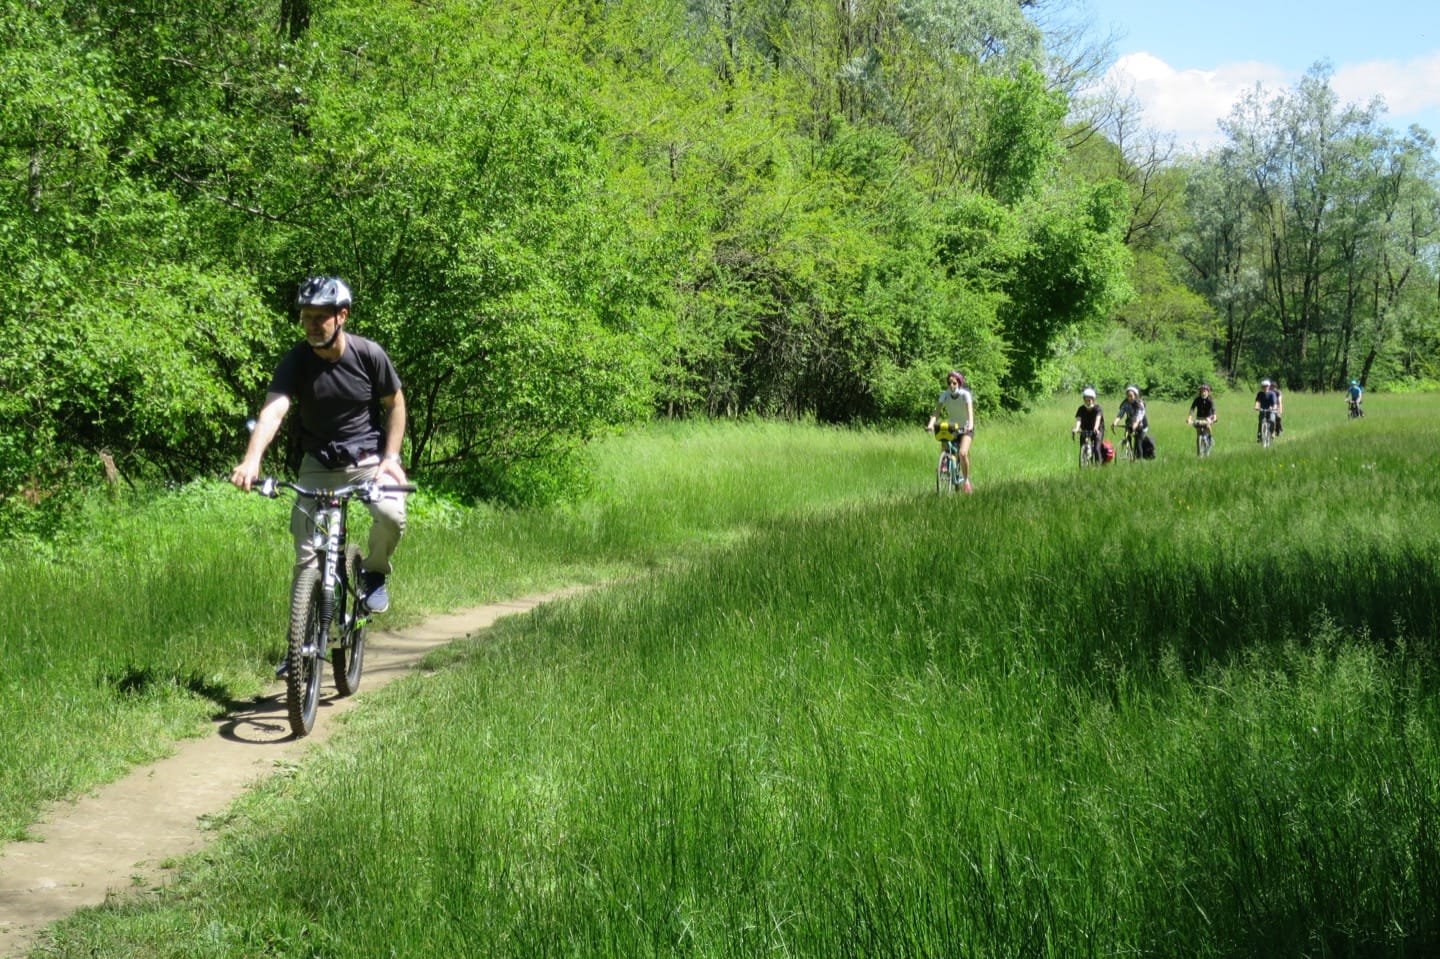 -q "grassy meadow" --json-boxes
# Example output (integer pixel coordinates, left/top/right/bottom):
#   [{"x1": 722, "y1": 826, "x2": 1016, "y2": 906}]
[{"x1": 9, "y1": 390, "x2": 1440, "y2": 956}]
